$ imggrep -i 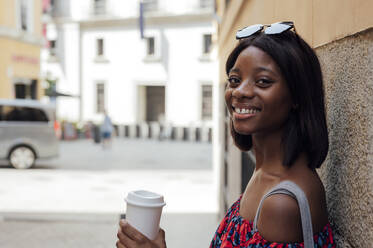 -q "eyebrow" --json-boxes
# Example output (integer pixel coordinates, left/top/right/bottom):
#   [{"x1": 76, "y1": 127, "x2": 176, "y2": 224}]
[
  {"x1": 229, "y1": 66, "x2": 277, "y2": 75},
  {"x1": 229, "y1": 68, "x2": 240, "y2": 74},
  {"x1": 254, "y1": 66, "x2": 276, "y2": 74}
]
